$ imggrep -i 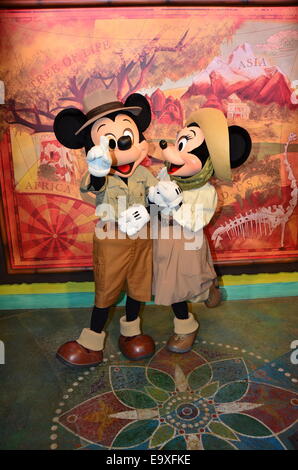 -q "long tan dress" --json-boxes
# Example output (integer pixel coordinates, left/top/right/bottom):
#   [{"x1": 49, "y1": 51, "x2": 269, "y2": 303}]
[{"x1": 152, "y1": 182, "x2": 218, "y2": 306}]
